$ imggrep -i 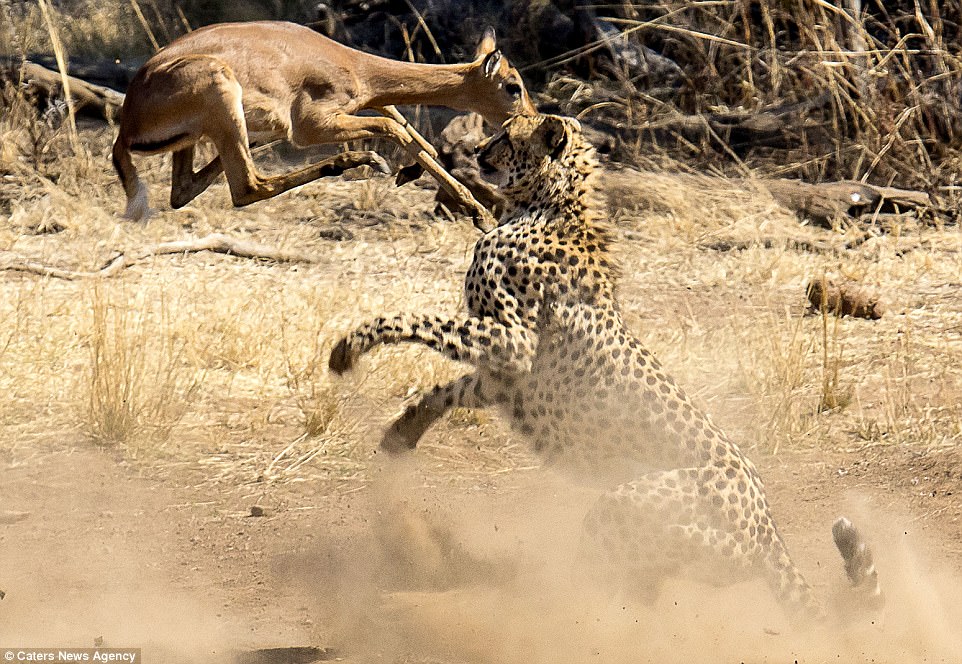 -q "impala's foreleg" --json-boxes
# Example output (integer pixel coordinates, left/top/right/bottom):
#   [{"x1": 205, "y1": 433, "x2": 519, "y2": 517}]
[
  {"x1": 218, "y1": 149, "x2": 391, "y2": 207},
  {"x1": 294, "y1": 111, "x2": 495, "y2": 230},
  {"x1": 328, "y1": 313, "x2": 537, "y2": 377}
]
